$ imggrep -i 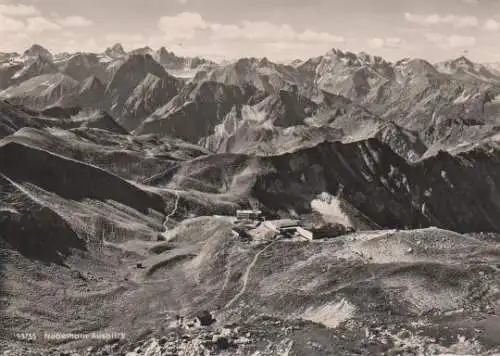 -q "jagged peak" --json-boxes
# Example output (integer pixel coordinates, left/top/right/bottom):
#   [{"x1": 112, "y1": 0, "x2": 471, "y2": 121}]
[
  {"x1": 23, "y1": 44, "x2": 52, "y2": 60},
  {"x1": 130, "y1": 46, "x2": 153, "y2": 55},
  {"x1": 327, "y1": 48, "x2": 345, "y2": 56},
  {"x1": 318, "y1": 48, "x2": 392, "y2": 70},
  {"x1": 157, "y1": 46, "x2": 169, "y2": 53},
  {"x1": 436, "y1": 55, "x2": 476, "y2": 70},
  {"x1": 234, "y1": 57, "x2": 259, "y2": 66},
  {"x1": 357, "y1": 52, "x2": 391, "y2": 66},
  {"x1": 395, "y1": 57, "x2": 411, "y2": 66},
  {"x1": 259, "y1": 57, "x2": 272, "y2": 66},
  {"x1": 111, "y1": 43, "x2": 125, "y2": 52},
  {"x1": 67, "y1": 52, "x2": 98, "y2": 61},
  {"x1": 105, "y1": 43, "x2": 126, "y2": 57},
  {"x1": 396, "y1": 57, "x2": 438, "y2": 74},
  {"x1": 452, "y1": 55, "x2": 474, "y2": 66},
  {"x1": 323, "y1": 48, "x2": 357, "y2": 60}
]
